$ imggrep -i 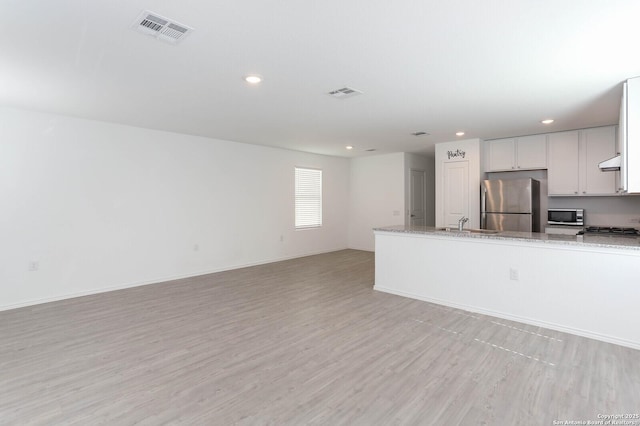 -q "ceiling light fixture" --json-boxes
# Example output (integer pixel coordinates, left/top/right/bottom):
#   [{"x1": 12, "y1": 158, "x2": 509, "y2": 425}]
[
  {"x1": 411, "y1": 131, "x2": 429, "y2": 136},
  {"x1": 541, "y1": 119, "x2": 554, "y2": 124},
  {"x1": 456, "y1": 131, "x2": 465, "y2": 136},
  {"x1": 345, "y1": 145, "x2": 353, "y2": 150},
  {"x1": 244, "y1": 75, "x2": 263, "y2": 84}
]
